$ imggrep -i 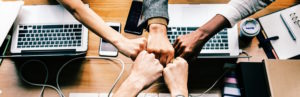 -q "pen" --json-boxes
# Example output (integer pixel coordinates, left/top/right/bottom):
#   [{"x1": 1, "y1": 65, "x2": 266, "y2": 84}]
[{"x1": 280, "y1": 14, "x2": 296, "y2": 40}]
